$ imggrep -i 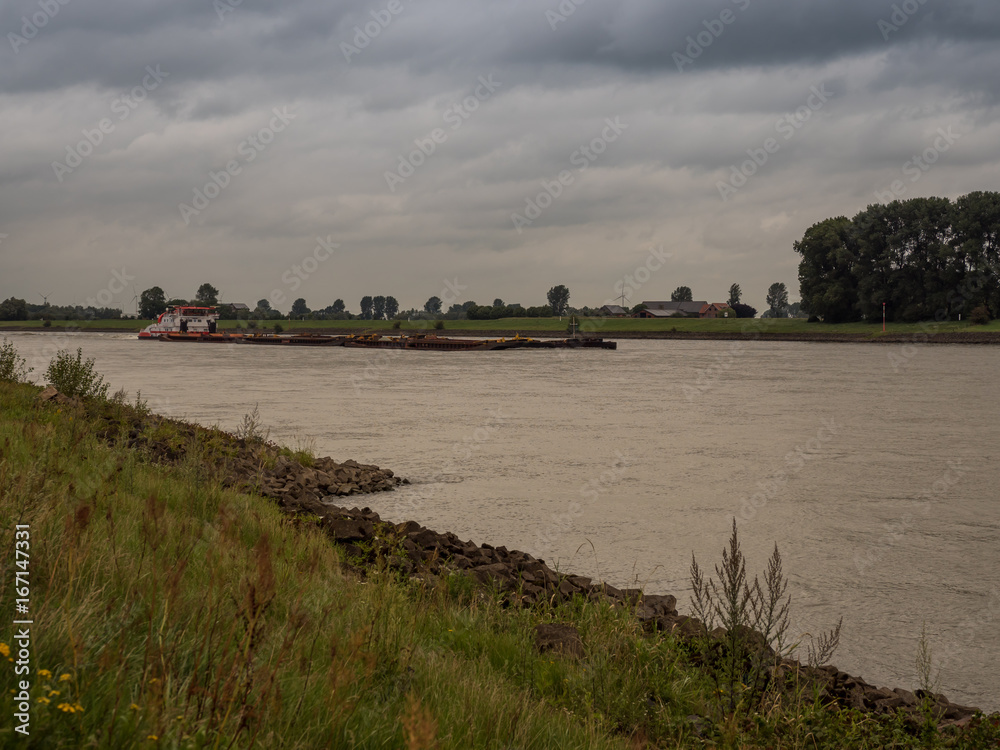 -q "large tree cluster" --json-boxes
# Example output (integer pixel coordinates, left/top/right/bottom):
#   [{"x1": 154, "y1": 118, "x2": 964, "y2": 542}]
[
  {"x1": 358, "y1": 295, "x2": 399, "y2": 320},
  {"x1": 795, "y1": 192, "x2": 1000, "y2": 323}
]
